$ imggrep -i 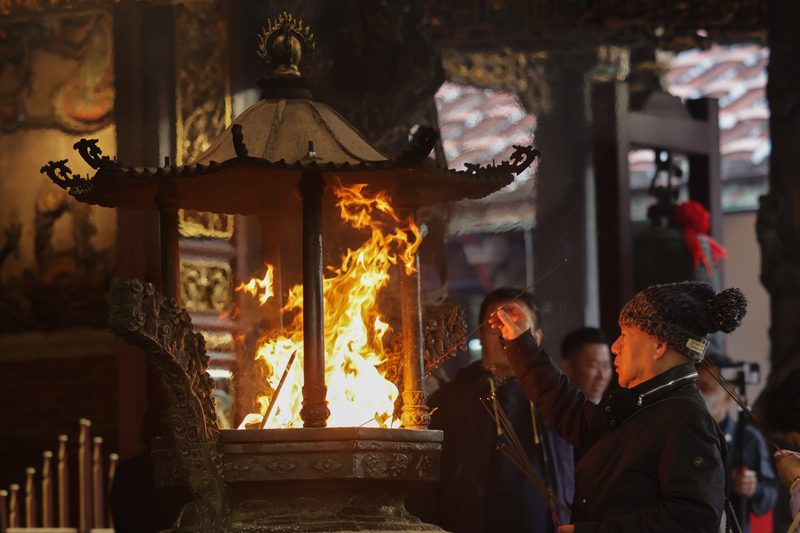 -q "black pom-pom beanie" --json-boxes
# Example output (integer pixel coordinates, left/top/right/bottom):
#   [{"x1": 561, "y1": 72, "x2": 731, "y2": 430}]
[{"x1": 618, "y1": 281, "x2": 748, "y2": 362}]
